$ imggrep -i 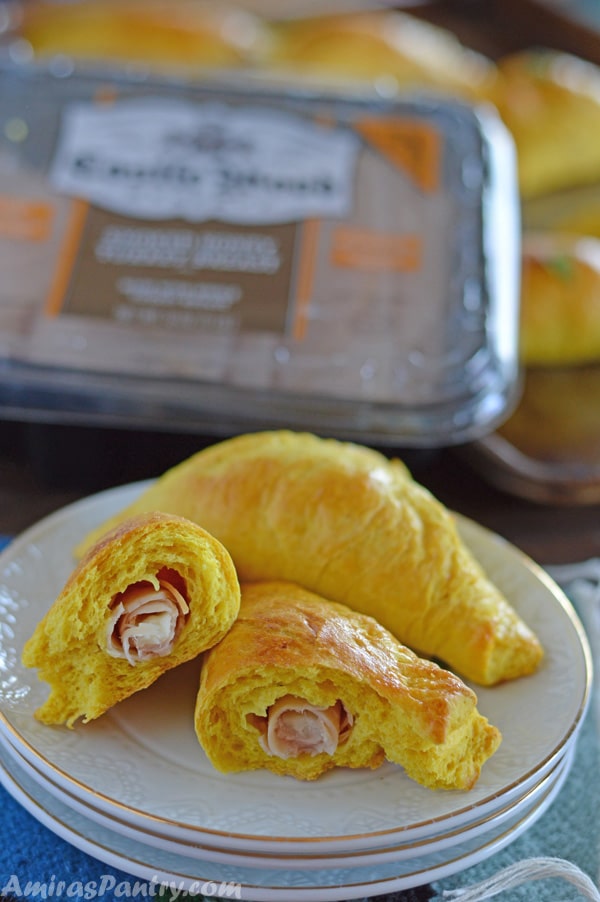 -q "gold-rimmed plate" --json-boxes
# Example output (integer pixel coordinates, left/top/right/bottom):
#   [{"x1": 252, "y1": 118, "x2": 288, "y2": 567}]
[
  {"x1": 0, "y1": 739, "x2": 575, "y2": 902},
  {"x1": 0, "y1": 727, "x2": 575, "y2": 870},
  {"x1": 0, "y1": 482, "x2": 592, "y2": 855}
]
